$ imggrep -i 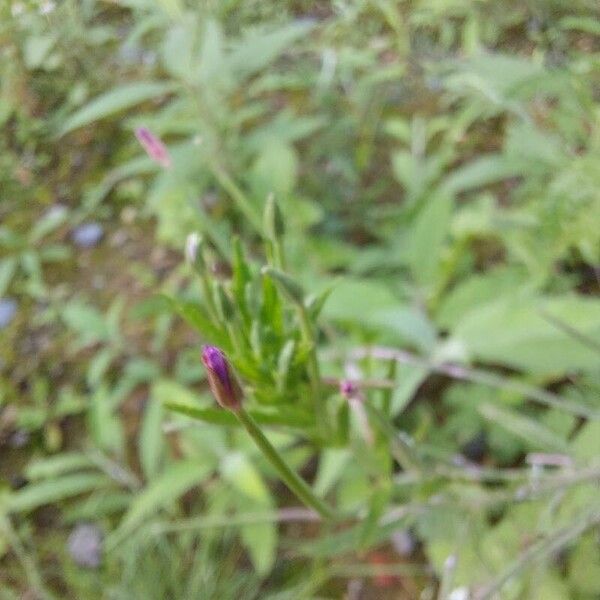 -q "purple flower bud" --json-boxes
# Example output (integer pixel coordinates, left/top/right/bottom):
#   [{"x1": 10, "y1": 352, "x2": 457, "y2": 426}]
[
  {"x1": 201, "y1": 345, "x2": 242, "y2": 411},
  {"x1": 134, "y1": 127, "x2": 171, "y2": 169}
]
